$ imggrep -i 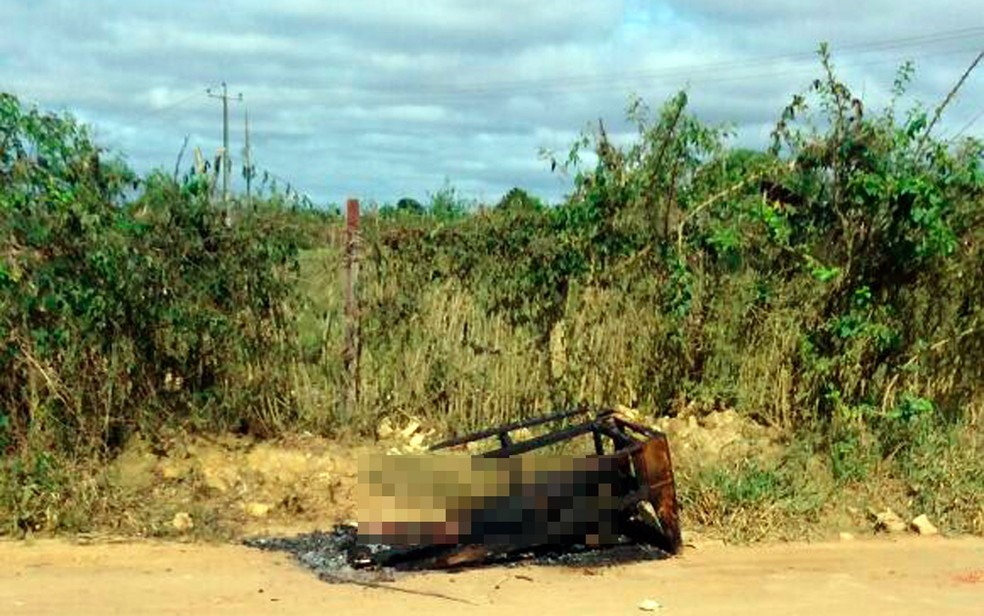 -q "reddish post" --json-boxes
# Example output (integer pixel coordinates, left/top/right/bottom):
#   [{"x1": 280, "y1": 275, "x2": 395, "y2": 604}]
[{"x1": 344, "y1": 198, "x2": 361, "y2": 419}]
